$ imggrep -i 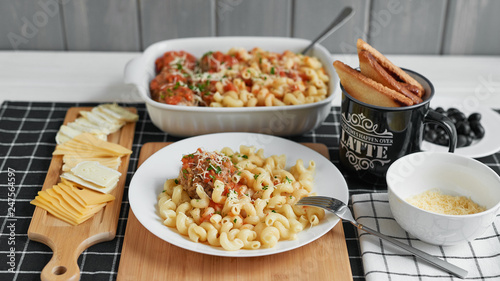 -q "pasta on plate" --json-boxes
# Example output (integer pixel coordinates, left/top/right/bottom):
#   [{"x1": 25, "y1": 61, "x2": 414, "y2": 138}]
[
  {"x1": 157, "y1": 145, "x2": 325, "y2": 251},
  {"x1": 150, "y1": 48, "x2": 330, "y2": 107}
]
